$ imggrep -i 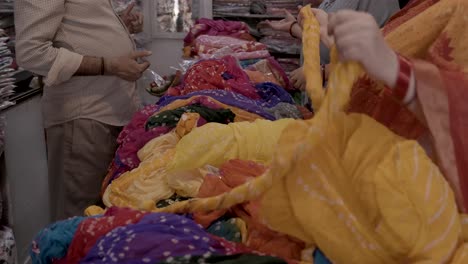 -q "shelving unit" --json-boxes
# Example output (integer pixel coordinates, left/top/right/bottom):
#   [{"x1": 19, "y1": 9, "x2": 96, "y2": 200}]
[{"x1": 211, "y1": 0, "x2": 302, "y2": 73}]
